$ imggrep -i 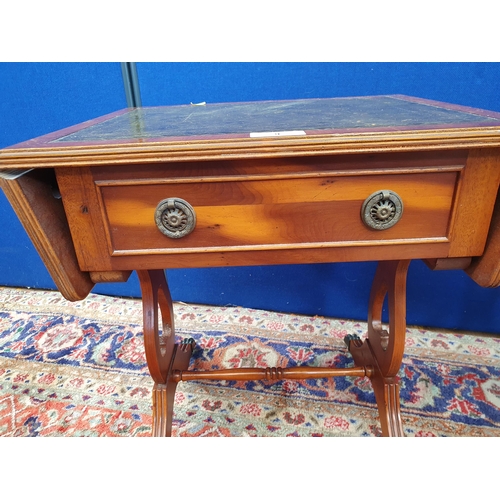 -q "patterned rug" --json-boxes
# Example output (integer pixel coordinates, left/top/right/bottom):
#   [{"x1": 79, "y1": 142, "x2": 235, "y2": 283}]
[{"x1": 0, "y1": 286, "x2": 499, "y2": 437}]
